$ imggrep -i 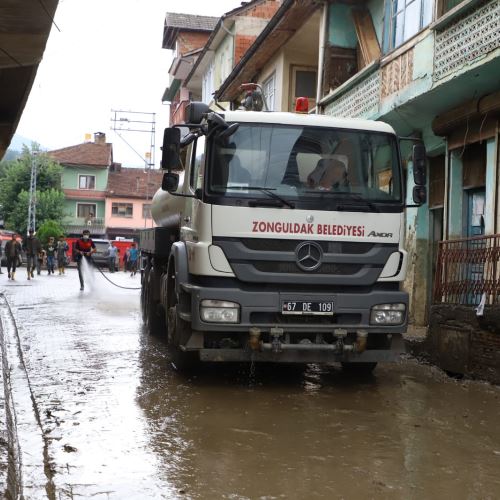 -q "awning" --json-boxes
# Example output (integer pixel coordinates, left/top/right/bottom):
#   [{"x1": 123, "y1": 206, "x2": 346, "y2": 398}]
[{"x1": 162, "y1": 79, "x2": 182, "y2": 103}]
